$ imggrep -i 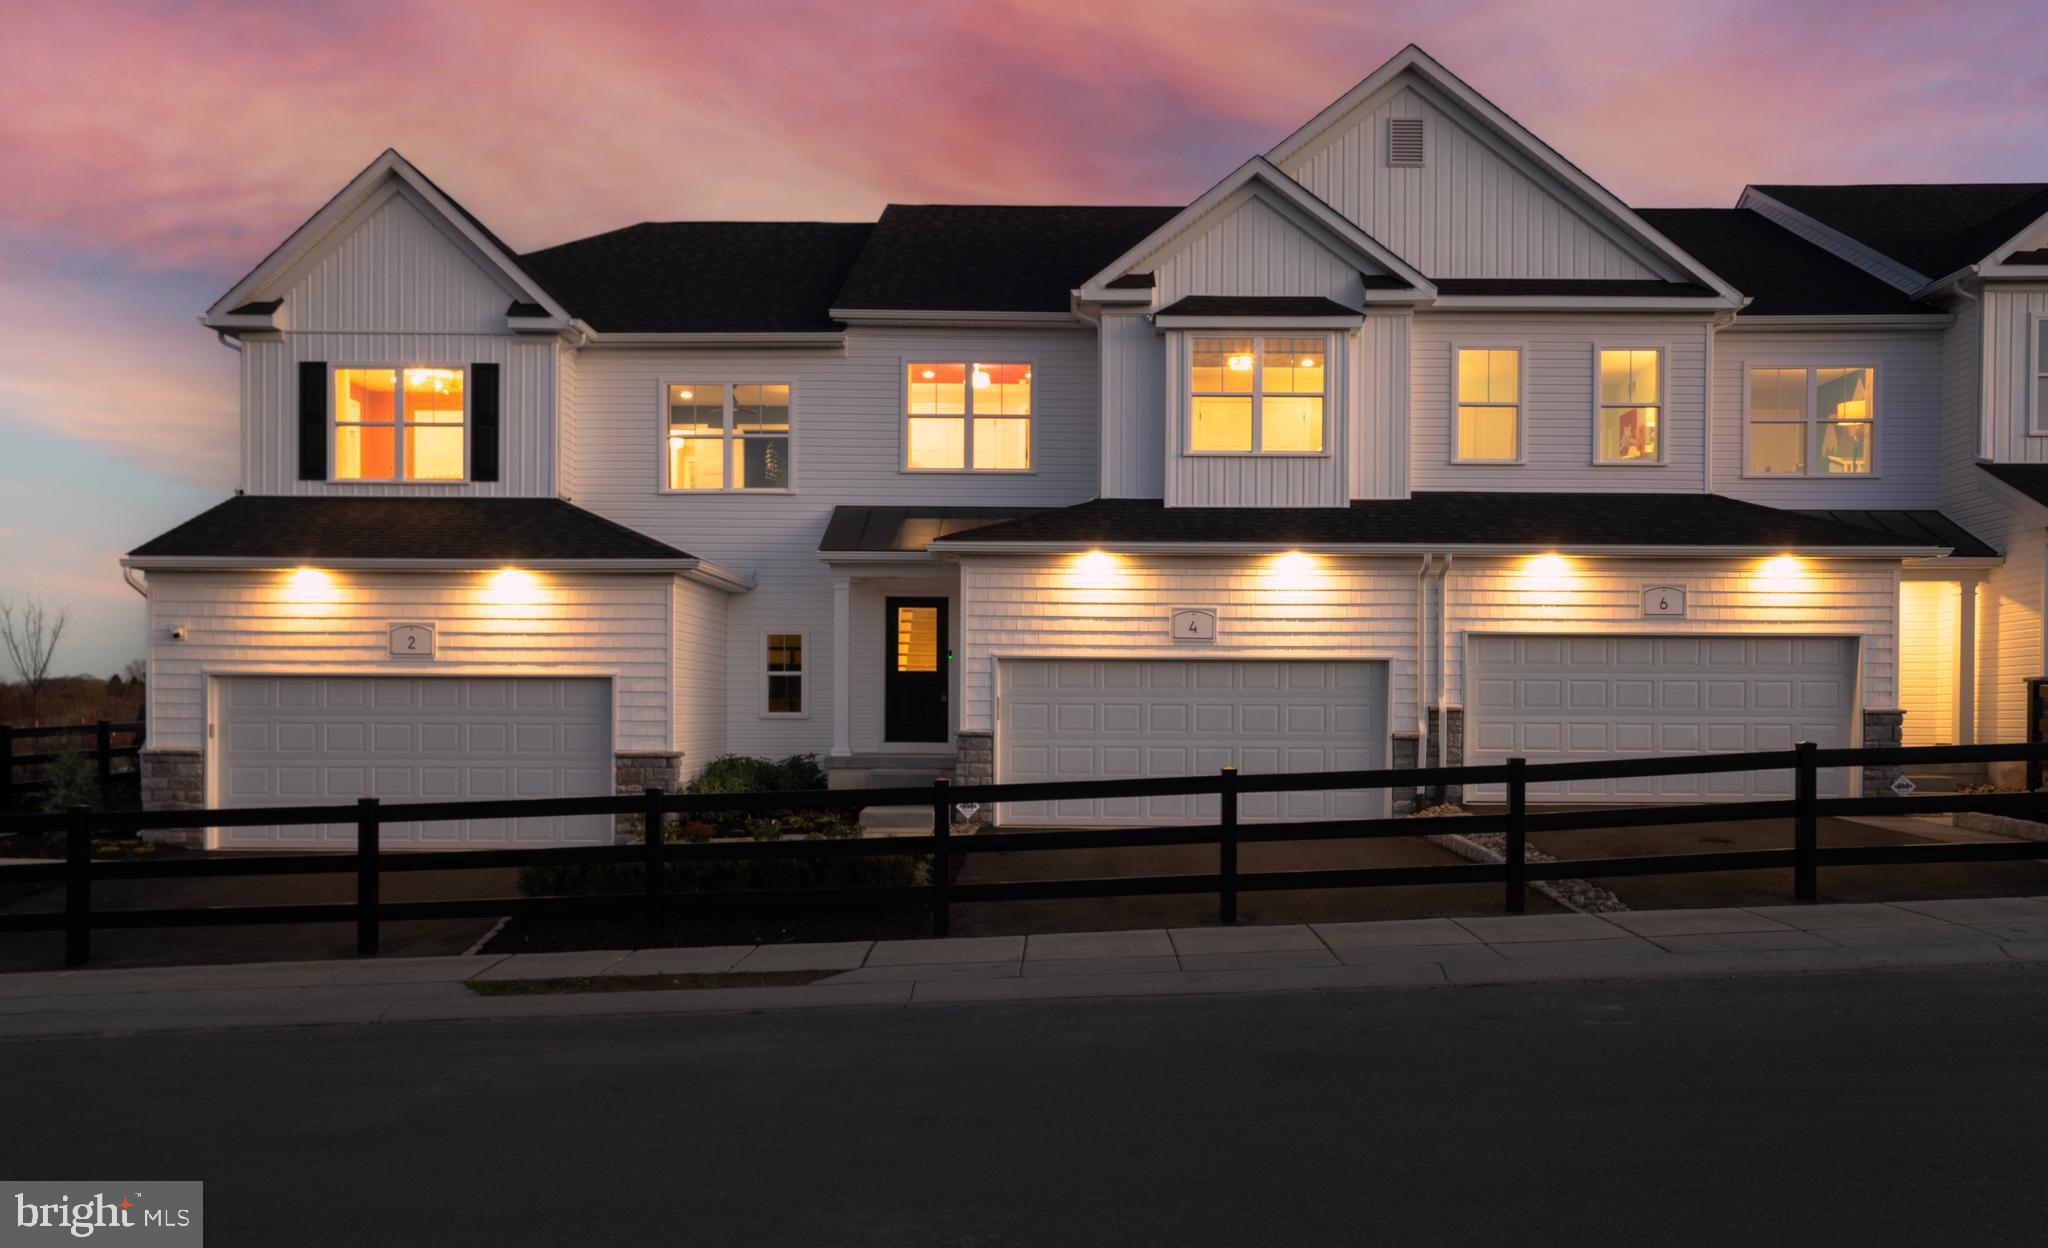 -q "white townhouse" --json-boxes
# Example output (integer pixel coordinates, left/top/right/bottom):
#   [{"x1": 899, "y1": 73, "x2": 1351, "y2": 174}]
[{"x1": 126, "y1": 45, "x2": 2048, "y2": 846}]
